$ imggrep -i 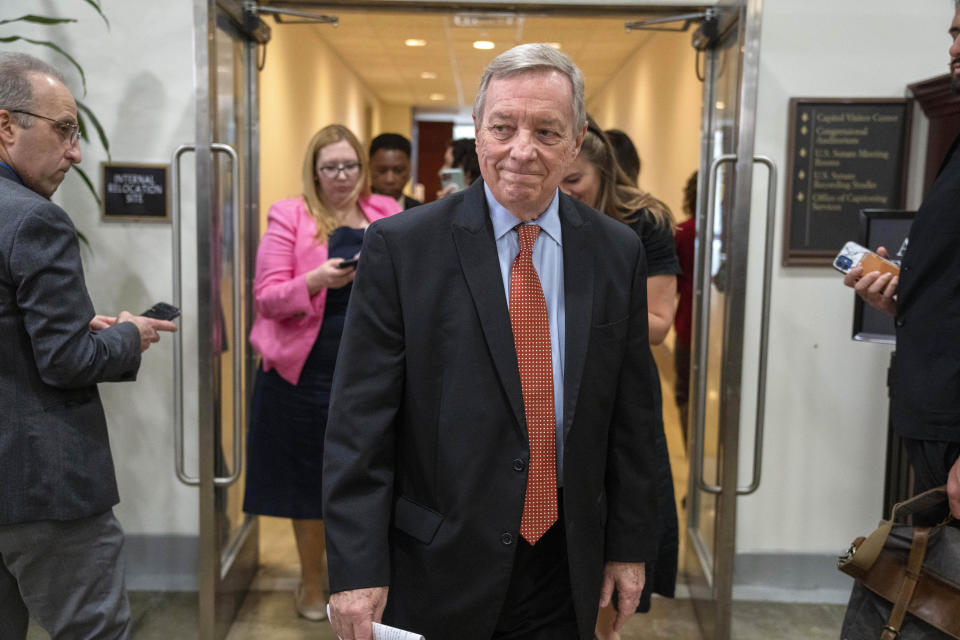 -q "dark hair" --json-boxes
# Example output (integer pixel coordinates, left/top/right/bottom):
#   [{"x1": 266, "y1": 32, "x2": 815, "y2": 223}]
[
  {"x1": 683, "y1": 171, "x2": 698, "y2": 216},
  {"x1": 451, "y1": 138, "x2": 480, "y2": 184},
  {"x1": 369, "y1": 132, "x2": 412, "y2": 158},
  {"x1": 604, "y1": 129, "x2": 641, "y2": 184}
]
